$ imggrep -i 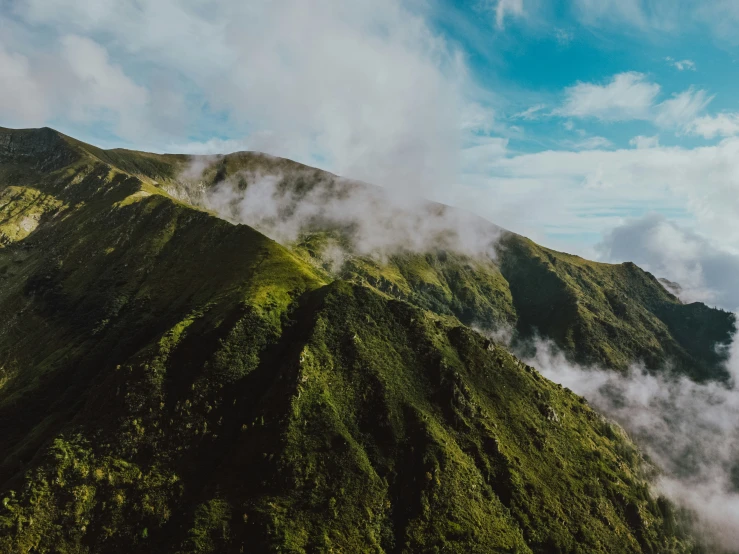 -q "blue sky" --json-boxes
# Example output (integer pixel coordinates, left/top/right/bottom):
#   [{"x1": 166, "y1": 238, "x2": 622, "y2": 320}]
[{"x1": 2, "y1": 0, "x2": 739, "y2": 308}]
